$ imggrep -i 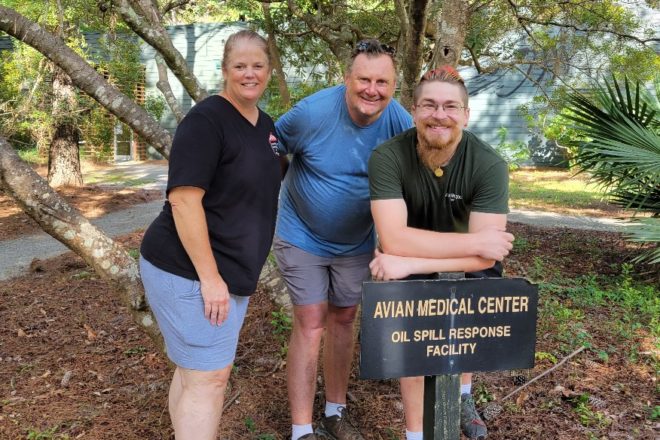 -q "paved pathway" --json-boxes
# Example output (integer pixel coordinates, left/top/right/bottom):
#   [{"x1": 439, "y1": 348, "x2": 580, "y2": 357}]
[{"x1": 0, "y1": 161, "x2": 633, "y2": 281}]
